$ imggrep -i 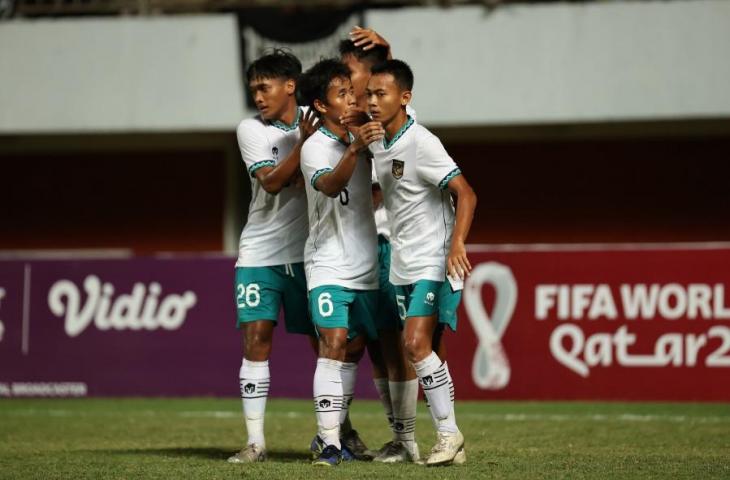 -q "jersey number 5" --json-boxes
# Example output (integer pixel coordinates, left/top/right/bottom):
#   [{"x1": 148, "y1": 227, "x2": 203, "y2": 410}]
[
  {"x1": 396, "y1": 294, "x2": 407, "y2": 321},
  {"x1": 237, "y1": 283, "x2": 261, "y2": 308}
]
